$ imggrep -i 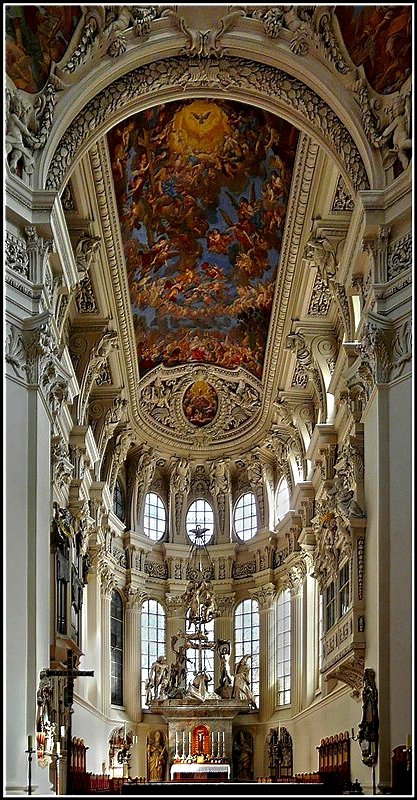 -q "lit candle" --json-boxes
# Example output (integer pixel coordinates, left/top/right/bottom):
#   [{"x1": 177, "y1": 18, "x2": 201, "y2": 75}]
[
  {"x1": 406, "y1": 735, "x2": 412, "y2": 749},
  {"x1": 28, "y1": 735, "x2": 33, "y2": 751}
]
